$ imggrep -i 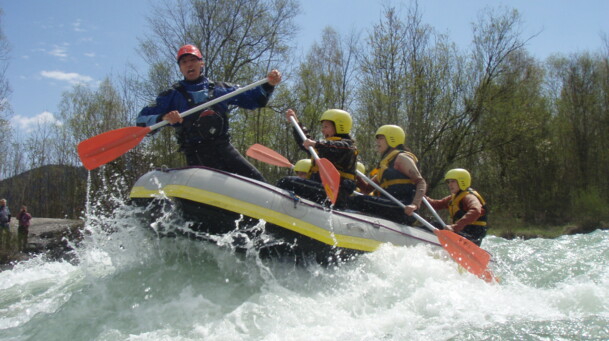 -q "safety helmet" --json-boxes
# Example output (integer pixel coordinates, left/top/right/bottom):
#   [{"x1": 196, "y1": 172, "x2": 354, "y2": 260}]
[
  {"x1": 356, "y1": 162, "x2": 366, "y2": 175},
  {"x1": 176, "y1": 44, "x2": 202, "y2": 62},
  {"x1": 375, "y1": 125, "x2": 406, "y2": 148},
  {"x1": 320, "y1": 109, "x2": 352, "y2": 134},
  {"x1": 293, "y1": 159, "x2": 312, "y2": 173},
  {"x1": 444, "y1": 168, "x2": 471, "y2": 191}
]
